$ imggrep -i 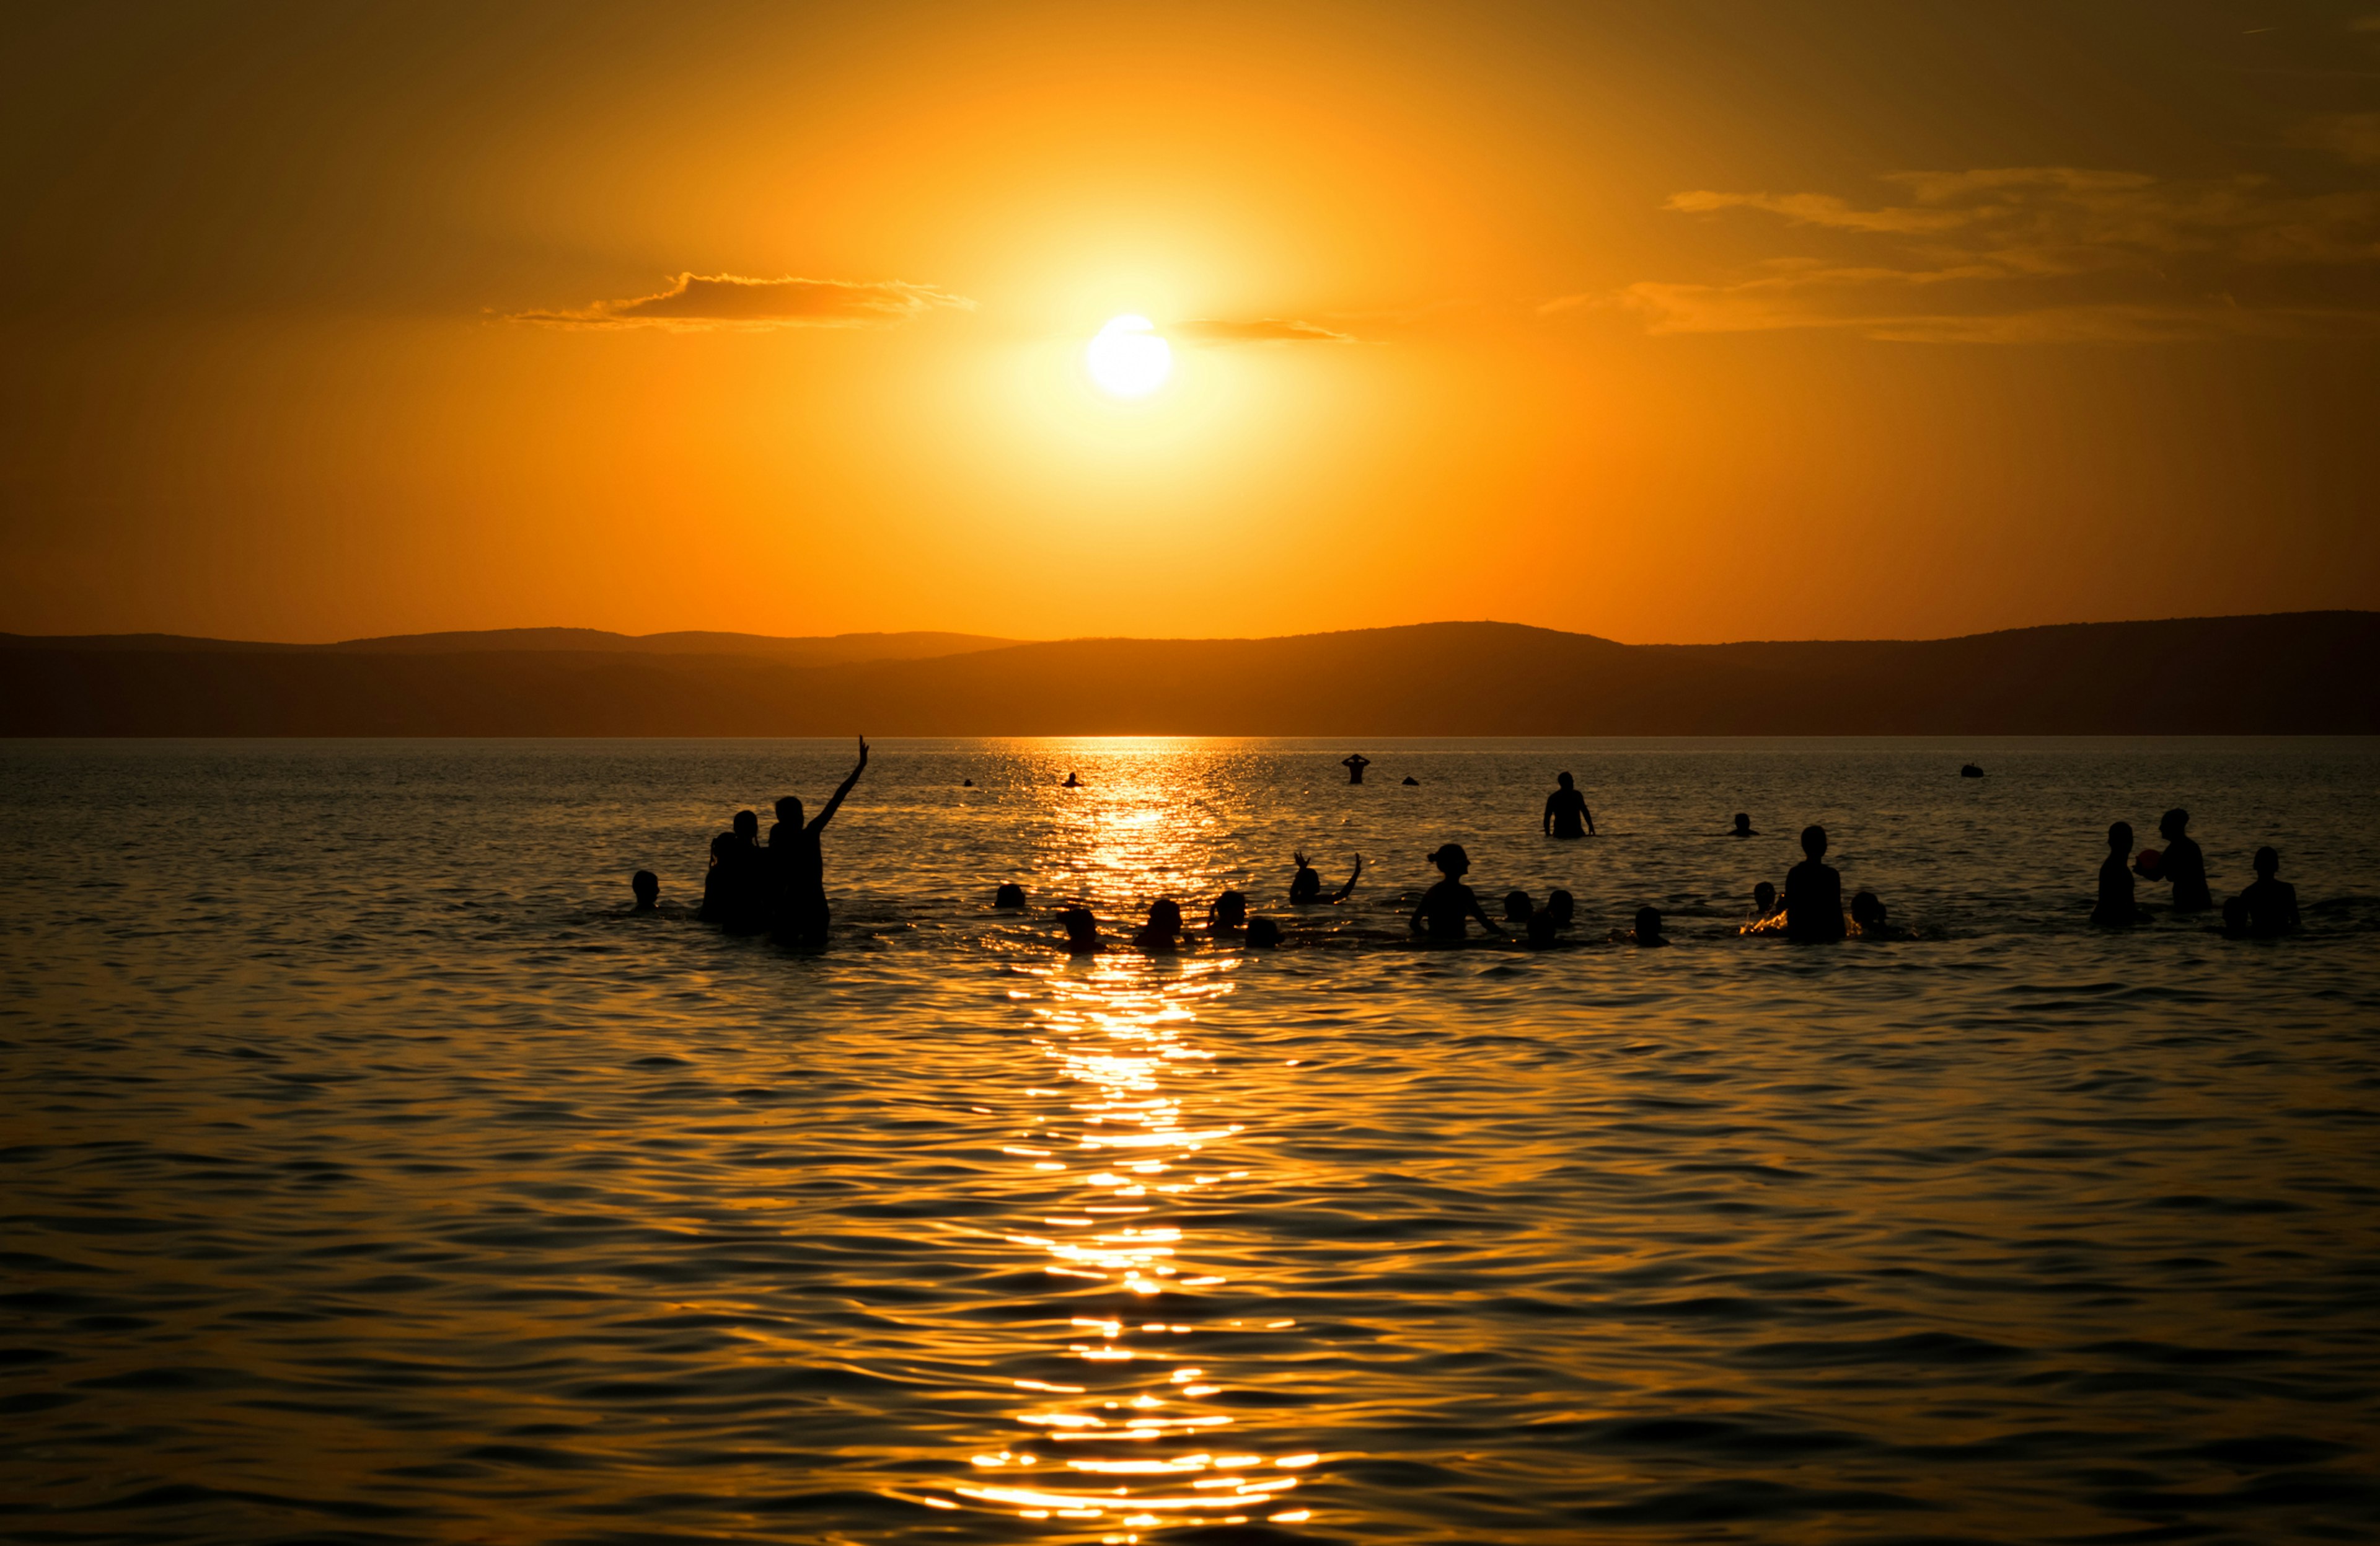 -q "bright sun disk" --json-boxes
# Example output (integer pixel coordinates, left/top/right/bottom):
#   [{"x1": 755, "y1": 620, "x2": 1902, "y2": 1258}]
[{"x1": 1085, "y1": 314, "x2": 1172, "y2": 399}]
